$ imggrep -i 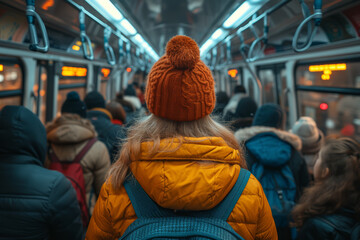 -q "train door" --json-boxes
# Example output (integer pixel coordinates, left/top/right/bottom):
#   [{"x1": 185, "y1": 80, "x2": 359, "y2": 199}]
[
  {"x1": 257, "y1": 64, "x2": 290, "y2": 129},
  {"x1": 33, "y1": 61, "x2": 48, "y2": 123}
]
